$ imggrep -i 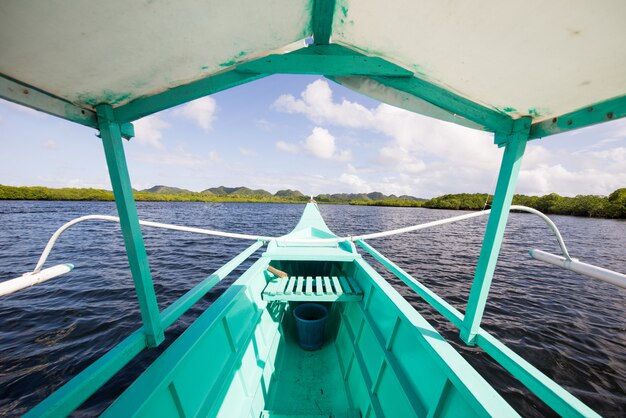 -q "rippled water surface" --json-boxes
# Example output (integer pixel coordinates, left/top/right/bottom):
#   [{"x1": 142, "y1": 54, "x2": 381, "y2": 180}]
[{"x1": 0, "y1": 201, "x2": 624, "y2": 417}]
